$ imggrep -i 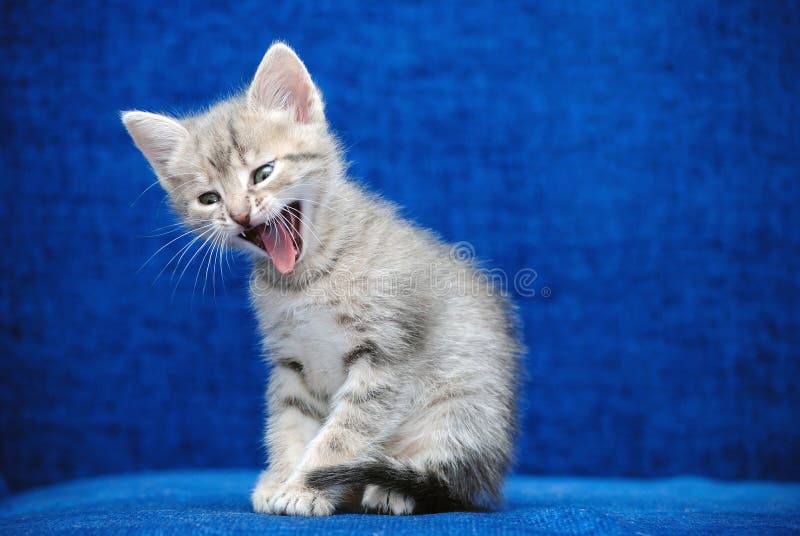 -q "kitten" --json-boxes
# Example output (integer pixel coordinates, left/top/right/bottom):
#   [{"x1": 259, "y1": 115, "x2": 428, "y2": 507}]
[{"x1": 122, "y1": 42, "x2": 522, "y2": 516}]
